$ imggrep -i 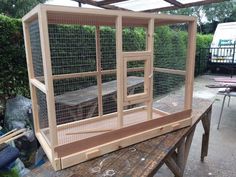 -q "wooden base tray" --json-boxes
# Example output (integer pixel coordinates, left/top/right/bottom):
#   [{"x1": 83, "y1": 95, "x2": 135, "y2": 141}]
[
  {"x1": 42, "y1": 107, "x2": 164, "y2": 146},
  {"x1": 39, "y1": 107, "x2": 192, "y2": 170}
]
